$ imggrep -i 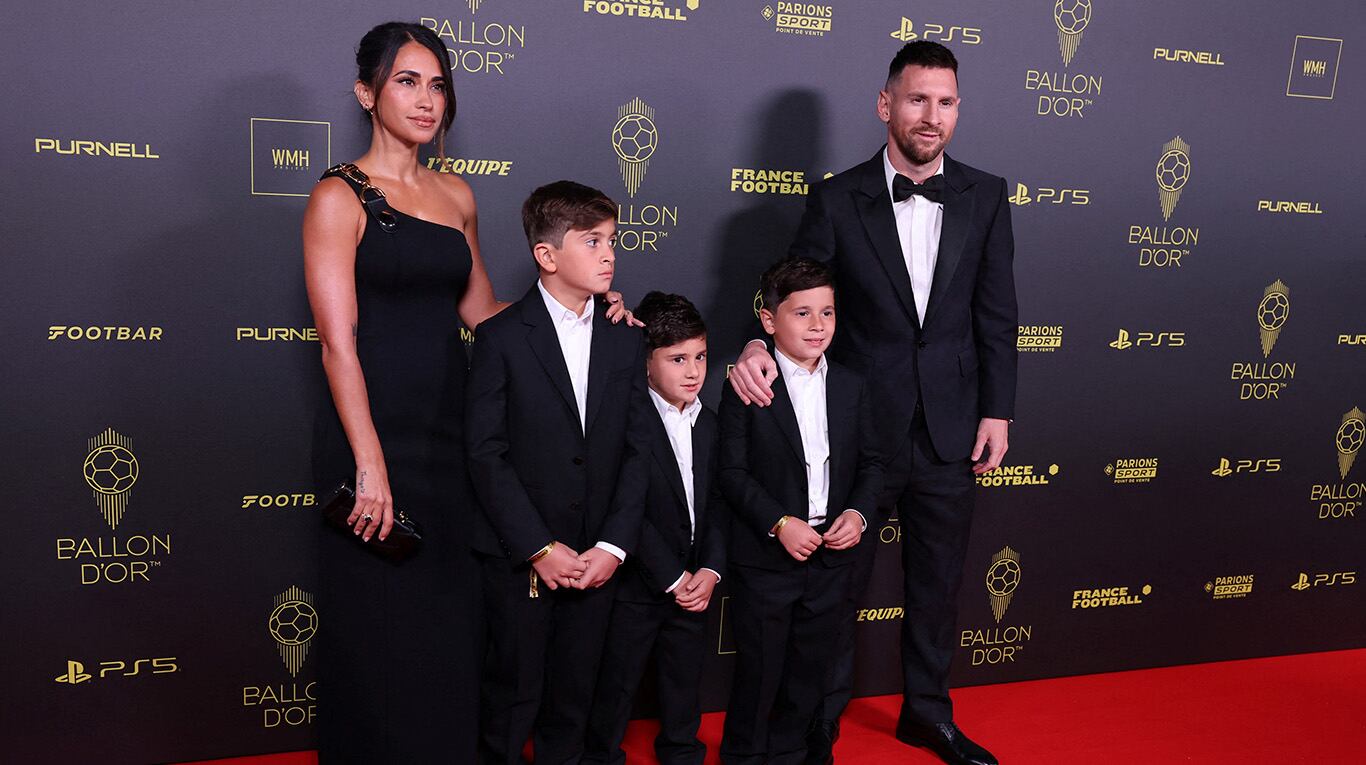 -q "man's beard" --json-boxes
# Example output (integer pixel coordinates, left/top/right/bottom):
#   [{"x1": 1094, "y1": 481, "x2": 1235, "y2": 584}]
[{"x1": 893, "y1": 127, "x2": 945, "y2": 165}]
